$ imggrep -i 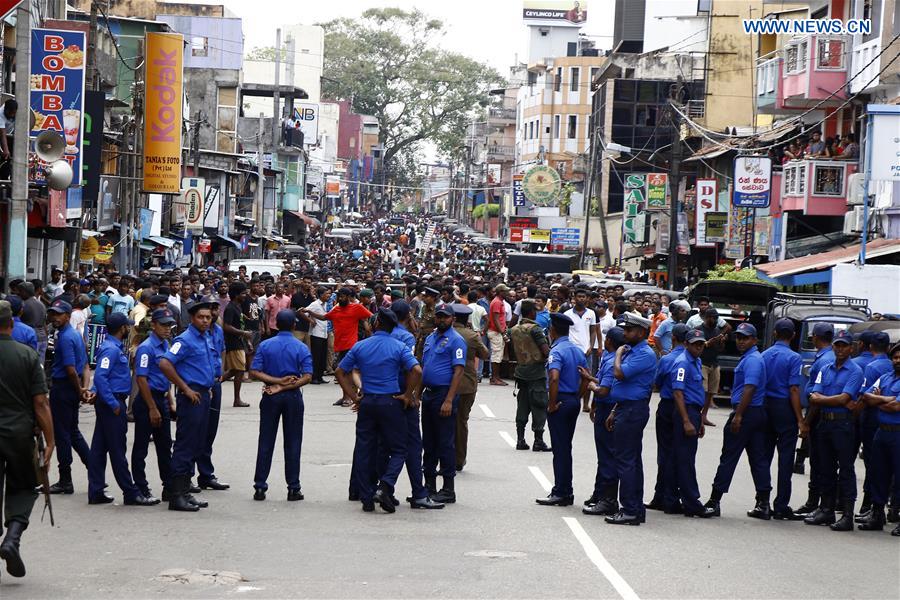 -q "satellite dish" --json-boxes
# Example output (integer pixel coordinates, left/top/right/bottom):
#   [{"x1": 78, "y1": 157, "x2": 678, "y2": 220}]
[
  {"x1": 35, "y1": 130, "x2": 66, "y2": 162},
  {"x1": 45, "y1": 160, "x2": 73, "y2": 190}
]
